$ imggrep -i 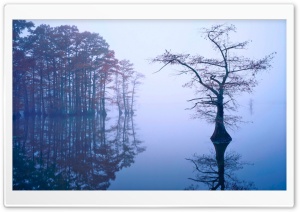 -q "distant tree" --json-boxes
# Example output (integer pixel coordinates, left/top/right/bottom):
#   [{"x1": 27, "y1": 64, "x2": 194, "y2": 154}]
[
  {"x1": 129, "y1": 72, "x2": 145, "y2": 114},
  {"x1": 249, "y1": 98, "x2": 254, "y2": 115},
  {"x1": 118, "y1": 60, "x2": 135, "y2": 114},
  {"x1": 96, "y1": 50, "x2": 118, "y2": 115},
  {"x1": 152, "y1": 24, "x2": 275, "y2": 143},
  {"x1": 112, "y1": 60, "x2": 144, "y2": 115}
]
